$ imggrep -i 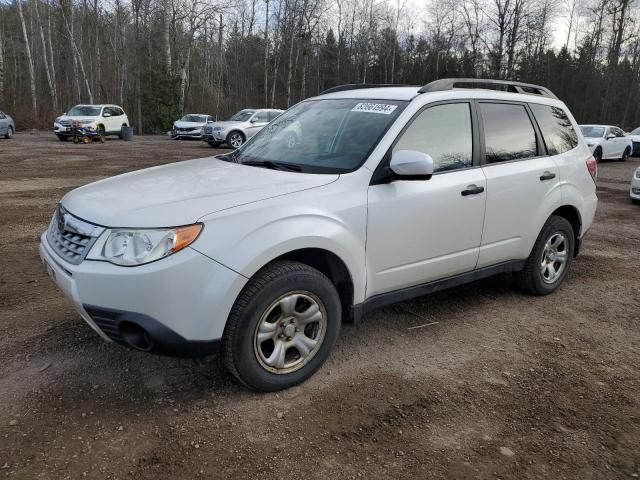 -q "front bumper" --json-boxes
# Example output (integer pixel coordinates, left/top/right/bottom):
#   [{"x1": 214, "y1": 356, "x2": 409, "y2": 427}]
[
  {"x1": 172, "y1": 128, "x2": 203, "y2": 139},
  {"x1": 39, "y1": 232, "x2": 247, "y2": 357},
  {"x1": 631, "y1": 176, "x2": 640, "y2": 200},
  {"x1": 202, "y1": 131, "x2": 226, "y2": 142}
]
